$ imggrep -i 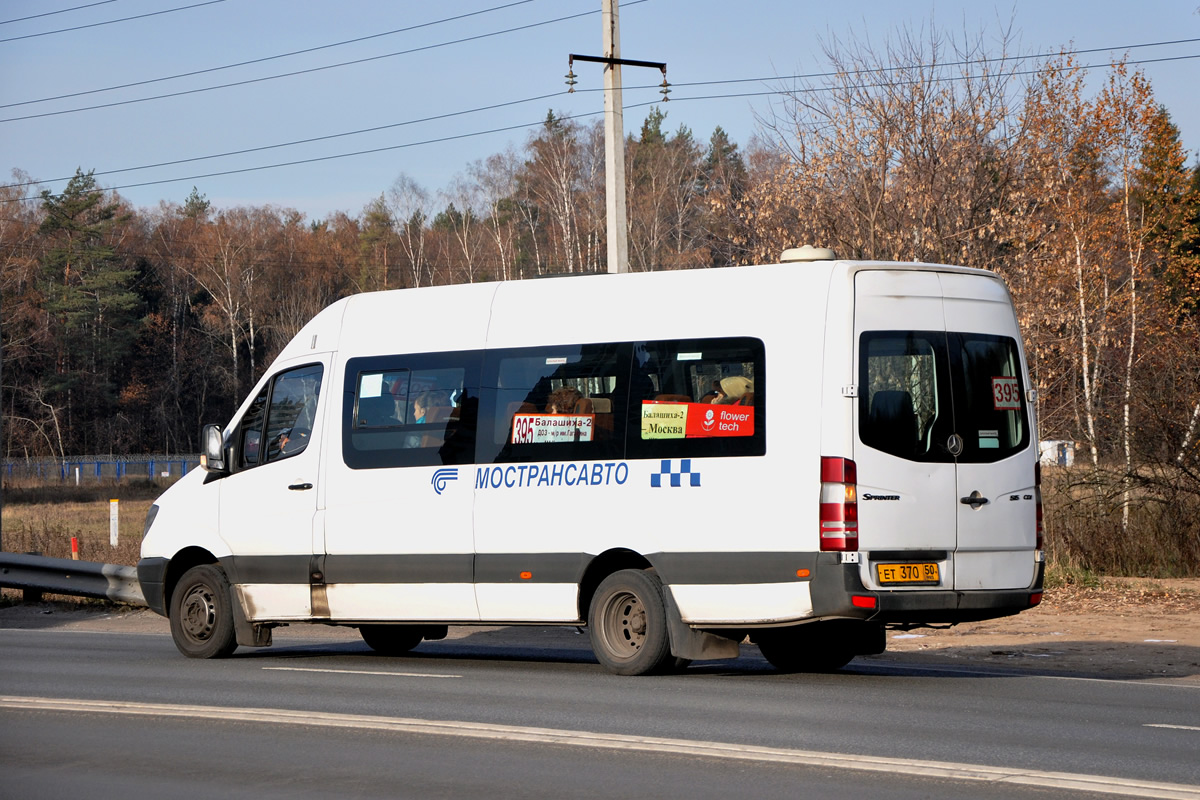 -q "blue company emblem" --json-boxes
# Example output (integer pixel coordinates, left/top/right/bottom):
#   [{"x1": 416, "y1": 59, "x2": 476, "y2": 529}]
[
  {"x1": 431, "y1": 467, "x2": 459, "y2": 495},
  {"x1": 651, "y1": 459, "x2": 700, "y2": 488}
]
